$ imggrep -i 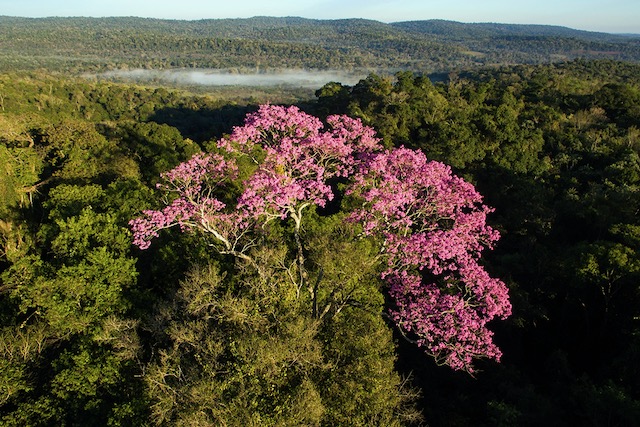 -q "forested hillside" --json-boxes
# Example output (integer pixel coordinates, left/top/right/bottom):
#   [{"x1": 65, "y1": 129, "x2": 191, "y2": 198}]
[
  {"x1": 0, "y1": 54, "x2": 639, "y2": 425},
  {"x1": 1, "y1": 16, "x2": 639, "y2": 73}
]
